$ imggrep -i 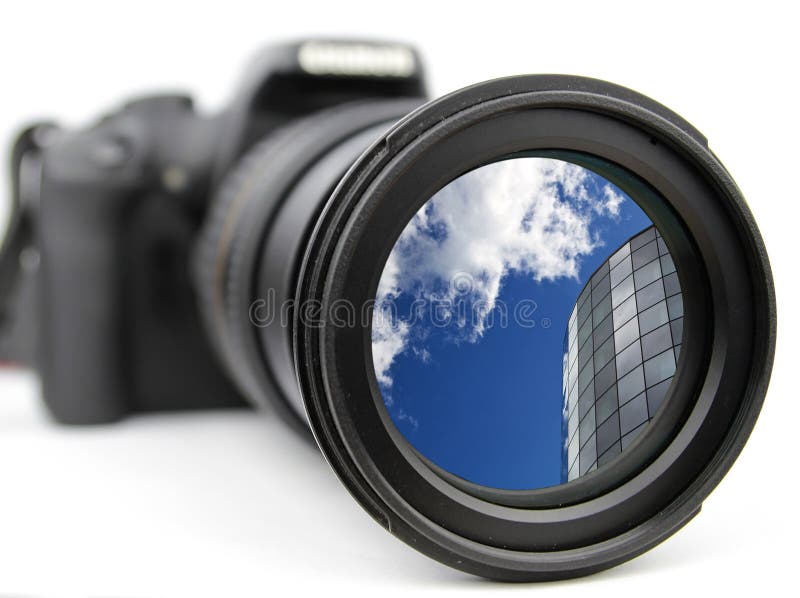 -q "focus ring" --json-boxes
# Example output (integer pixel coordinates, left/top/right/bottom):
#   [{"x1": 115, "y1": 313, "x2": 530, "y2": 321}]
[{"x1": 194, "y1": 99, "x2": 420, "y2": 429}]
